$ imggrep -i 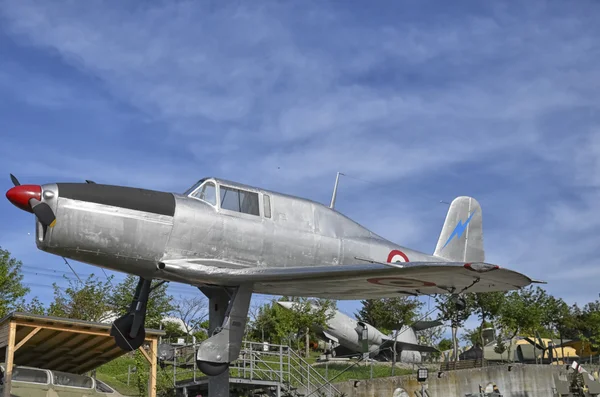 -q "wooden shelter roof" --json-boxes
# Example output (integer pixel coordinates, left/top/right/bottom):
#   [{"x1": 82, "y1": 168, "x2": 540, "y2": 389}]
[{"x1": 0, "y1": 312, "x2": 164, "y2": 374}]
